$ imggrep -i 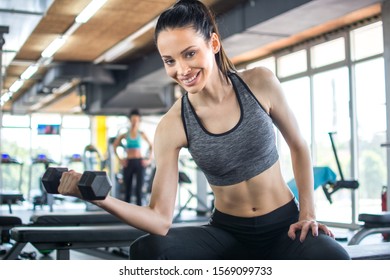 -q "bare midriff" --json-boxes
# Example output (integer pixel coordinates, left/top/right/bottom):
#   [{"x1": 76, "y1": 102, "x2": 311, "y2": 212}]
[
  {"x1": 211, "y1": 161, "x2": 294, "y2": 218},
  {"x1": 126, "y1": 148, "x2": 143, "y2": 159}
]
